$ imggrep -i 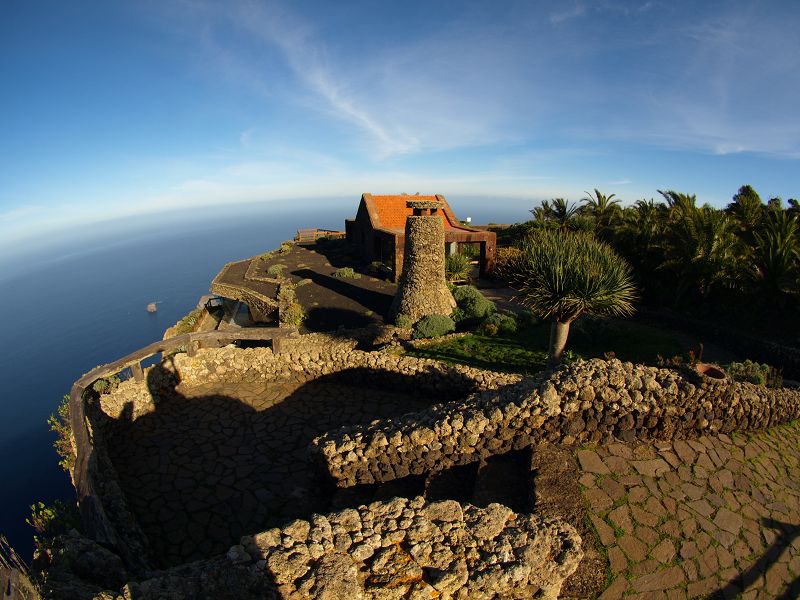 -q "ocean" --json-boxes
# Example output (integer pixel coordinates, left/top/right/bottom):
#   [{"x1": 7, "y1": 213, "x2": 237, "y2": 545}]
[{"x1": 0, "y1": 195, "x2": 529, "y2": 558}]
